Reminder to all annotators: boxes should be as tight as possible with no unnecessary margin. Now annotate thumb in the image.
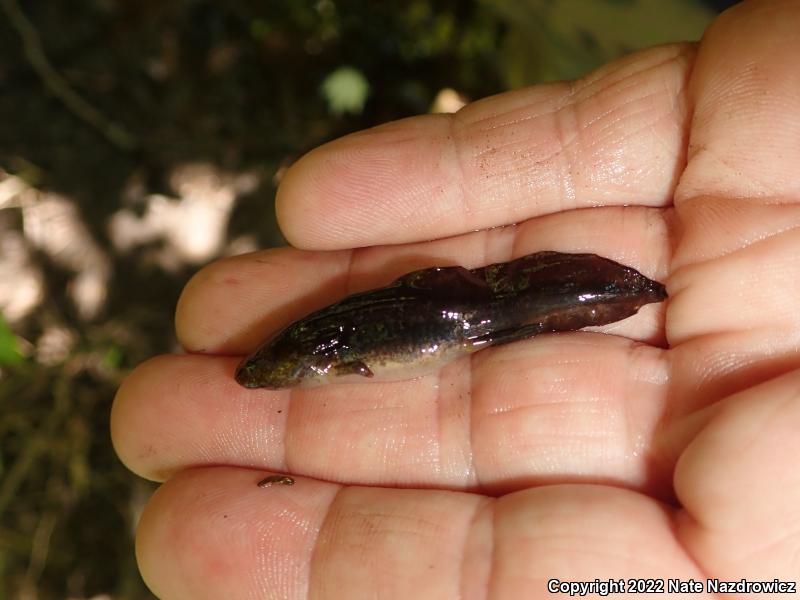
[675,367,800,579]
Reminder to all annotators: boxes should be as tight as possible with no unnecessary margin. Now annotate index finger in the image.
[277,43,694,250]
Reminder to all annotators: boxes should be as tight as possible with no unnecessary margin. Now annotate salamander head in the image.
[235,350,307,389]
[234,325,333,389]
[234,321,377,389]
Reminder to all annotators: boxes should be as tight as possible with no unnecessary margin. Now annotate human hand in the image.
[112,1,800,597]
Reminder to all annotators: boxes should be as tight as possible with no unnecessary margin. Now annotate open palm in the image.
[113,2,800,597]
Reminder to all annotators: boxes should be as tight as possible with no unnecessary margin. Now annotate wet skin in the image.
[235,251,667,389]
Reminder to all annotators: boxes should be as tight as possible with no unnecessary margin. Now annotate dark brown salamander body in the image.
[235,251,667,389]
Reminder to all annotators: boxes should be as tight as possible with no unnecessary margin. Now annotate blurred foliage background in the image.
[0,1,735,598]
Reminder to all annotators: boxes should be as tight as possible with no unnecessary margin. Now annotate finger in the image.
[113,333,685,498]
[136,469,703,598]
[665,0,800,410]
[176,205,671,354]
[277,44,693,249]
[676,0,800,211]
[665,227,800,409]
[175,247,352,354]
[675,368,800,578]
[136,468,337,600]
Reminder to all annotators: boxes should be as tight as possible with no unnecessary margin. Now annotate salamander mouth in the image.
[234,355,315,389]
[234,359,260,388]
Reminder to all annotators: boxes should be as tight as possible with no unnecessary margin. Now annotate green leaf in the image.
[321,67,370,116]
[485,0,715,86]
[0,314,24,366]
[102,345,123,369]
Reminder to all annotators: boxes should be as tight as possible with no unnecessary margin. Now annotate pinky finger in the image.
[137,468,703,599]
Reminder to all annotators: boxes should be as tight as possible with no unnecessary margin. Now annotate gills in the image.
[235,251,667,389]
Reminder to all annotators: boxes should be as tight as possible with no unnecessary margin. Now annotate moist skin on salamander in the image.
[235,251,667,389]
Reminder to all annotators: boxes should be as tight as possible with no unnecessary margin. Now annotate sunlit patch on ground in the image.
[431,88,469,114]
[0,173,107,370]
[0,164,261,367]
[109,162,260,270]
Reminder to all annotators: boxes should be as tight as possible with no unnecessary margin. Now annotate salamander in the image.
[235,251,667,389]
